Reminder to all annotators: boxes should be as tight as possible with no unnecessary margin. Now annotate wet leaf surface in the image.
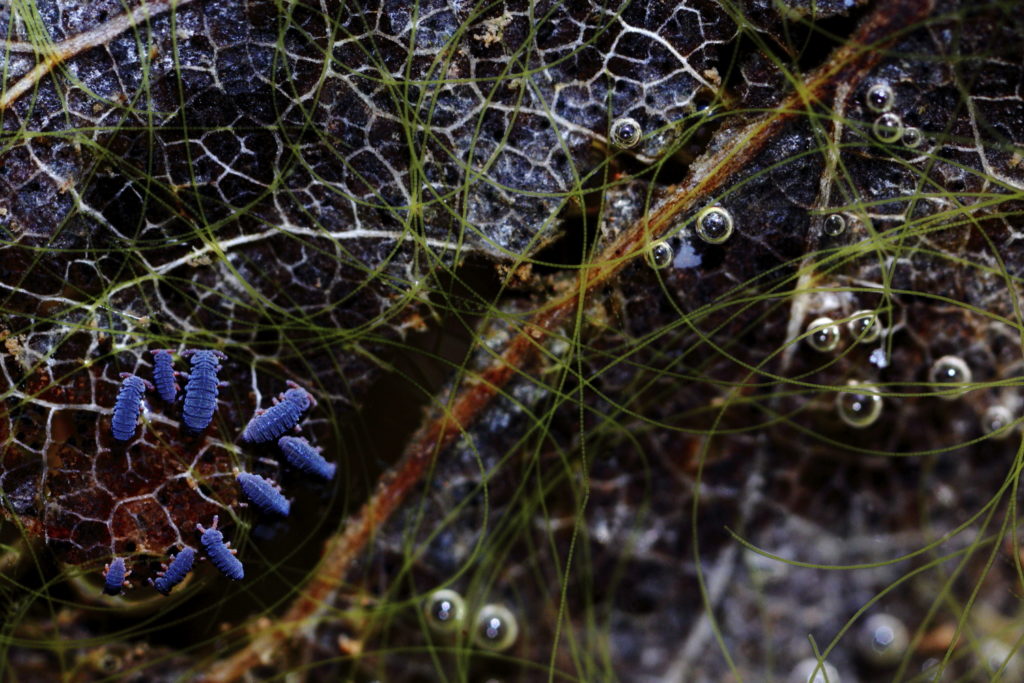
[2,0,1024,681]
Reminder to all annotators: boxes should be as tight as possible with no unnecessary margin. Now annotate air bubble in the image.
[979,639,1024,680]
[902,126,923,148]
[858,613,909,667]
[609,117,642,149]
[847,310,880,344]
[929,355,972,400]
[645,240,673,269]
[837,381,883,428]
[873,113,903,143]
[424,589,466,633]
[982,405,1013,438]
[865,83,894,113]
[473,604,518,651]
[695,206,733,244]
[806,317,840,352]
[789,658,841,683]
[822,213,846,237]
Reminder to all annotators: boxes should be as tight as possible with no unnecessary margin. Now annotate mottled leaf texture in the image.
[2,0,1023,682]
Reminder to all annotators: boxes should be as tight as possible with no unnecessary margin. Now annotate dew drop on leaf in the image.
[929,355,972,400]
[858,613,909,667]
[472,603,518,651]
[645,240,673,269]
[609,117,642,149]
[982,405,1013,438]
[865,82,895,113]
[424,589,466,633]
[873,113,904,143]
[837,381,883,428]
[823,213,847,237]
[806,317,841,352]
[695,206,734,243]
[902,126,923,148]
[847,310,881,344]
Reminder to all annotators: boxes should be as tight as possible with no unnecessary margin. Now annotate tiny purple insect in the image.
[237,472,291,516]
[197,516,244,580]
[102,556,130,595]
[151,546,196,595]
[150,349,180,403]
[240,380,317,443]
[111,373,154,441]
[181,349,228,432]
[278,436,336,481]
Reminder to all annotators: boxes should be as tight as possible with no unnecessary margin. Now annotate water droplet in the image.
[822,213,846,237]
[645,240,673,269]
[610,117,642,149]
[980,639,1024,680]
[866,83,894,113]
[837,381,883,428]
[424,589,466,632]
[869,348,889,369]
[858,613,909,667]
[873,113,903,143]
[695,206,733,244]
[473,604,518,651]
[789,658,841,683]
[806,317,840,352]
[902,126,923,148]
[847,310,880,344]
[929,355,972,400]
[983,405,1014,438]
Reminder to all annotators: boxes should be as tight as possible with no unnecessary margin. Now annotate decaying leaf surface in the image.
[2,0,1024,681]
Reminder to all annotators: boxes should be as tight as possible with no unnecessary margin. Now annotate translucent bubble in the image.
[902,126,923,148]
[873,113,903,143]
[806,317,840,352]
[837,381,883,428]
[858,613,909,667]
[983,405,1014,438]
[847,310,880,344]
[929,355,972,400]
[822,213,846,237]
[865,83,894,113]
[424,589,466,633]
[473,604,518,651]
[695,206,734,244]
[980,639,1024,680]
[789,658,841,683]
[645,240,673,269]
[609,117,642,149]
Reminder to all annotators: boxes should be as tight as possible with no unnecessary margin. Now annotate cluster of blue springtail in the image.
[102,350,335,596]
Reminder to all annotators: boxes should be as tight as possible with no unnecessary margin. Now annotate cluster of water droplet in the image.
[423,589,519,652]
[803,311,889,427]
[865,81,923,149]
[805,310,881,353]
[644,206,734,271]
